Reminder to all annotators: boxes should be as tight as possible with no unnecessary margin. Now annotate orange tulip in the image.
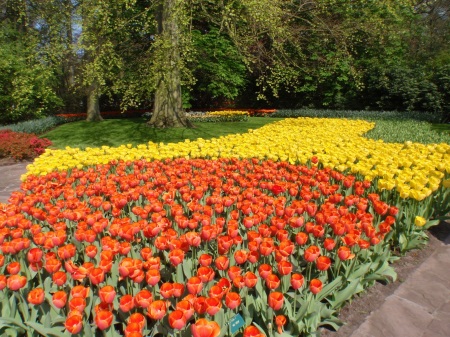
[268,292,284,310]
[187,276,203,295]
[316,256,331,271]
[27,288,45,305]
[128,312,146,329]
[99,285,116,304]
[147,300,167,320]
[168,310,187,330]
[176,299,194,320]
[214,255,229,271]
[6,262,20,275]
[69,297,86,312]
[275,315,287,334]
[160,282,174,299]
[304,245,320,262]
[295,232,309,245]
[134,289,153,308]
[52,271,67,286]
[337,246,355,261]
[52,290,67,309]
[225,292,241,310]
[95,310,113,330]
[198,253,213,266]
[64,310,83,334]
[258,264,272,280]
[191,318,221,337]
[265,274,280,290]
[7,274,27,291]
[309,278,323,295]
[243,325,265,337]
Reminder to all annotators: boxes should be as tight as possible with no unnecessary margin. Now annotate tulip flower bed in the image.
[1,117,449,337]
[1,157,406,337]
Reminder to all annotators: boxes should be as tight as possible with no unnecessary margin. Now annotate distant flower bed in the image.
[0,130,52,160]
[188,110,249,122]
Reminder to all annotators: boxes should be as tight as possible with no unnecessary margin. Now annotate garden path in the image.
[0,163,449,337]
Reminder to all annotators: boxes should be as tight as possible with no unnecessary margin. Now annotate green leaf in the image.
[25,321,70,337]
[316,276,343,302]
[328,278,361,309]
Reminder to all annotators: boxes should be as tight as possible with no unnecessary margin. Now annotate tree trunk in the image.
[86,82,102,121]
[148,0,192,128]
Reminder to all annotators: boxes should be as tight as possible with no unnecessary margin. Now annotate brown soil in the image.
[320,221,450,336]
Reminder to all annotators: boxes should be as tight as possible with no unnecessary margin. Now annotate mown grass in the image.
[42,115,450,149]
[42,117,285,149]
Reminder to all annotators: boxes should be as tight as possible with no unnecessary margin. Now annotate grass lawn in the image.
[42,116,450,149]
[42,117,283,149]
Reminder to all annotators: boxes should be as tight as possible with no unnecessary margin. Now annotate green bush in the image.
[270,109,444,123]
[0,116,79,135]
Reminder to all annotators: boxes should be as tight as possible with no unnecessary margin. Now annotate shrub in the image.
[270,109,445,123]
[0,116,76,135]
[0,130,52,160]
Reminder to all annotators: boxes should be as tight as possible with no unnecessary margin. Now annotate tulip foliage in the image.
[0,156,412,336]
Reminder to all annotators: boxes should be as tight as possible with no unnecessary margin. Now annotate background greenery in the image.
[1,1,449,124]
[40,111,450,150]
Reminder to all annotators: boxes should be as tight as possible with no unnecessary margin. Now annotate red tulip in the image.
[65,310,83,334]
[337,246,355,261]
[214,256,229,271]
[295,232,309,245]
[7,262,20,275]
[244,271,258,288]
[265,274,280,290]
[52,290,67,309]
[187,276,203,295]
[160,282,174,299]
[309,278,323,295]
[258,264,272,279]
[243,325,265,337]
[99,285,116,304]
[316,256,331,271]
[27,288,45,305]
[275,315,287,334]
[191,318,221,337]
[176,300,194,320]
[95,310,113,330]
[169,310,187,330]
[198,253,213,266]
[120,294,135,312]
[147,300,167,320]
[268,292,284,310]
[134,289,153,308]
[7,274,27,291]
[304,245,320,262]
[225,292,241,310]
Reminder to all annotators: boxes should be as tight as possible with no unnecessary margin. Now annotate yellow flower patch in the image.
[24,118,450,200]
